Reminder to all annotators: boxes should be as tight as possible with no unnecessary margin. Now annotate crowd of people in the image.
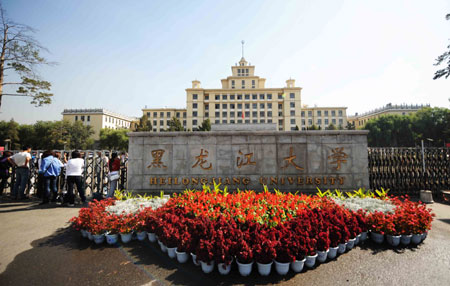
[0,146,127,207]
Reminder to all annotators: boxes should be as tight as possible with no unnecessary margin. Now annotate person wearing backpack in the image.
[39,150,63,205]
[0,151,13,196]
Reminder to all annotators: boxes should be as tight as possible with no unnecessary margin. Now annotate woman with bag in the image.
[65,150,86,206]
[107,152,120,198]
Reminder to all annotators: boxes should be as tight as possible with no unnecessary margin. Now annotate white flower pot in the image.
[237,260,253,276]
[317,250,329,263]
[360,231,368,241]
[257,261,273,276]
[158,240,167,252]
[291,259,305,273]
[200,260,215,274]
[191,253,200,266]
[274,260,290,275]
[175,250,189,263]
[346,238,356,250]
[80,229,88,238]
[401,234,412,245]
[93,234,105,244]
[218,262,232,275]
[136,231,147,241]
[167,247,177,258]
[106,233,119,245]
[355,234,361,245]
[386,235,401,247]
[338,243,346,254]
[120,233,133,244]
[328,247,339,259]
[87,231,94,241]
[371,232,384,244]
[411,234,422,245]
[305,254,318,268]
[147,232,156,243]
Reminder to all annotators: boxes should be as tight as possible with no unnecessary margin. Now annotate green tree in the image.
[0,5,54,109]
[306,124,319,130]
[325,124,337,130]
[167,116,184,131]
[411,107,450,146]
[345,122,355,130]
[198,119,211,131]
[0,119,19,149]
[433,14,450,80]
[99,128,129,151]
[294,125,299,131]
[135,115,152,132]
[364,115,415,147]
[68,121,94,149]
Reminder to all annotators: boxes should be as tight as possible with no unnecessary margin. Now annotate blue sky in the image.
[0,0,449,123]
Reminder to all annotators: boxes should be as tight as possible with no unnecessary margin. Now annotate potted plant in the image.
[367,211,386,244]
[254,239,276,276]
[328,225,341,259]
[196,239,215,274]
[119,214,135,244]
[105,214,120,245]
[175,231,191,264]
[316,231,330,263]
[236,240,254,277]
[274,228,296,275]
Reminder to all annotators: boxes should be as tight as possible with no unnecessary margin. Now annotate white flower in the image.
[105,197,168,215]
[332,197,395,214]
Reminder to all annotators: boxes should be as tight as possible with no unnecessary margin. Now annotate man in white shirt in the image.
[8,146,32,200]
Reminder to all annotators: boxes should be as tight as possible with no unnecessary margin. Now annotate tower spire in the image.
[241,40,245,58]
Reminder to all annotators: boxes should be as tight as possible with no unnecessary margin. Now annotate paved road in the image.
[1,198,450,286]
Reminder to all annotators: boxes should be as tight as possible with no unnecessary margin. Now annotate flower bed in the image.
[70,189,434,276]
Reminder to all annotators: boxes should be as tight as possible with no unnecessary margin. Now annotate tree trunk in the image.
[0,24,7,110]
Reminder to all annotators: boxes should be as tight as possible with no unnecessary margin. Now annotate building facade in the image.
[142,57,347,131]
[62,108,137,140]
[347,103,429,129]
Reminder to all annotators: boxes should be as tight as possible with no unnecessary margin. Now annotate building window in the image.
[301,111,305,117]
[193,111,197,117]
[252,111,257,117]
[317,111,321,116]
[205,105,209,110]
[318,119,322,125]
[183,112,186,118]
[242,80,245,89]
[205,95,209,101]
[268,119,272,123]
[238,119,242,123]
[290,119,296,124]
[167,112,171,117]
[146,112,150,117]
[215,104,220,109]
[230,104,235,109]
[230,94,235,100]
[160,112,164,117]
[215,112,220,117]
[279,119,283,125]
[325,119,329,125]
[183,120,186,126]
[176,112,180,118]
[259,94,265,100]
[222,111,227,117]
[237,94,242,100]
[222,104,227,109]
[324,110,329,116]
[245,94,250,100]
[238,103,242,109]
[290,93,295,99]
[260,111,265,117]
[252,103,257,109]
[245,103,250,109]
[278,94,283,100]
[221,94,226,100]
[205,112,209,117]
[153,112,157,117]
[245,111,250,117]
[332,110,336,116]
[245,119,250,124]
[278,104,283,110]
[339,119,343,125]
[193,94,198,100]
[308,111,312,117]
[267,111,272,117]
[193,120,197,126]
[253,119,258,123]
[246,68,249,75]
[301,119,305,125]
[81,116,85,121]
[215,119,220,124]
[290,110,295,116]
[153,120,157,126]
[252,94,257,100]
[231,80,235,89]
[193,103,198,109]
[223,119,228,124]
[338,110,343,116]
[278,111,283,116]
[160,120,164,126]
[215,95,220,100]
[308,119,313,125]
[268,103,272,109]
[230,119,235,124]
[260,103,265,109]
[237,111,242,117]
[267,94,272,100]
[75,116,78,121]
[87,116,90,121]
[230,112,235,117]
[332,119,336,124]
[252,80,255,88]
[290,102,295,108]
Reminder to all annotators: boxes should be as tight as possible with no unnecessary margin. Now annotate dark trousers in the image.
[0,174,8,195]
[36,173,45,198]
[43,176,57,203]
[67,176,86,204]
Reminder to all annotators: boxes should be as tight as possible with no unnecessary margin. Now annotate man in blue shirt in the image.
[39,150,63,205]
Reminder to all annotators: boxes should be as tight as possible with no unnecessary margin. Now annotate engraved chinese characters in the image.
[147,146,348,172]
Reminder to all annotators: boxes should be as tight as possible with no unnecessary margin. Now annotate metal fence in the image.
[1,150,127,198]
[368,147,450,198]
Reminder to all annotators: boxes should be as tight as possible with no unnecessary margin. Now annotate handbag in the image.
[109,171,120,181]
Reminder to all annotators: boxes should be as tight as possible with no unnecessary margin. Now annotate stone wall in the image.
[128,130,369,194]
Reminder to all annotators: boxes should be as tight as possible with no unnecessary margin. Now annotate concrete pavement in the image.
[1,198,450,286]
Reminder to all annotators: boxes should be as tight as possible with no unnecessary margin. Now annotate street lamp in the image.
[421,138,434,175]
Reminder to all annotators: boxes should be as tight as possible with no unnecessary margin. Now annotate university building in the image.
[347,103,429,129]
[142,57,347,131]
[62,108,137,140]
